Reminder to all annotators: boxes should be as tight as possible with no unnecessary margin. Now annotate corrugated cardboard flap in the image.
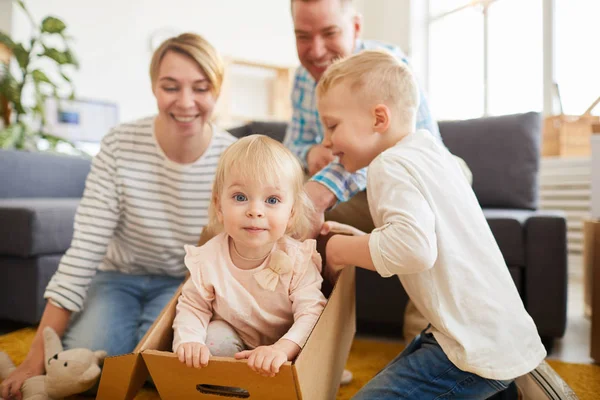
[97,353,148,400]
[293,265,356,400]
[143,350,299,399]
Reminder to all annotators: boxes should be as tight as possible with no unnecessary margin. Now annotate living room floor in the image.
[544,254,594,364]
[0,256,594,364]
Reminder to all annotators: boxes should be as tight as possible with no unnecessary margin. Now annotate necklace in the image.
[231,240,270,262]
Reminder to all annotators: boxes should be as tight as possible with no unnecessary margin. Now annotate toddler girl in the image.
[172,135,327,377]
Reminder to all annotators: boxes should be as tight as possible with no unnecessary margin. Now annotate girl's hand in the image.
[176,342,211,368]
[235,345,288,377]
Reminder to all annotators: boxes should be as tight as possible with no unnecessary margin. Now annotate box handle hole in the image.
[196,384,250,398]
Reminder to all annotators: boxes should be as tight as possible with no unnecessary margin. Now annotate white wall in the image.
[10,0,299,122]
[0,0,12,34]
[357,0,411,57]
[355,0,426,84]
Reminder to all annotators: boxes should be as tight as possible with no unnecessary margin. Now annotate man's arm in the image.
[283,69,318,169]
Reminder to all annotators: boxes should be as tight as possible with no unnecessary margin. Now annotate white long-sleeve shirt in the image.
[367,129,546,380]
[44,117,236,312]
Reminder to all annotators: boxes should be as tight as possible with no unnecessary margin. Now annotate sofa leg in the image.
[541,336,554,354]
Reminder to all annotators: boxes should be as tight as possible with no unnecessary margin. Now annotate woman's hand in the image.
[235,340,299,377]
[176,342,211,368]
[0,356,45,400]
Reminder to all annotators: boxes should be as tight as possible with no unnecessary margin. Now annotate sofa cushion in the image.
[0,150,91,199]
[0,198,80,257]
[483,208,529,266]
[228,121,287,143]
[439,112,542,210]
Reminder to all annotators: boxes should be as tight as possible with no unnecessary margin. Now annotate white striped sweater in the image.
[44,116,237,312]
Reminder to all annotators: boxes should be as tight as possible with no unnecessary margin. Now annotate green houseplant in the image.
[0,0,79,149]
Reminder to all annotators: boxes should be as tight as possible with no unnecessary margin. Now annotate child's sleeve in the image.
[368,157,438,277]
[172,245,215,352]
[281,240,327,347]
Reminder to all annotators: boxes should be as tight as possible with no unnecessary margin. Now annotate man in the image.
[285,0,466,358]
[285,0,443,238]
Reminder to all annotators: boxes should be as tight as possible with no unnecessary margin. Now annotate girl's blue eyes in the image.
[266,197,279,205]
[233,195,280,204]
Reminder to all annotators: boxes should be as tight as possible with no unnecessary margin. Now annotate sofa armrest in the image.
[524,210,568,338]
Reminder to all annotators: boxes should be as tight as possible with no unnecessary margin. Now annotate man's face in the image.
[292,0,361,82]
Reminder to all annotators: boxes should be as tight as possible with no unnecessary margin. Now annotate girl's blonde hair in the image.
[209,135,315,240]
[316,49,419,127]
[149,33,224,97]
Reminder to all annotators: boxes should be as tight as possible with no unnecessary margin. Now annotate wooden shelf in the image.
[214,57,295,129]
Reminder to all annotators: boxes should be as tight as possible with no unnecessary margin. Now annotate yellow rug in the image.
[1,329,599,399]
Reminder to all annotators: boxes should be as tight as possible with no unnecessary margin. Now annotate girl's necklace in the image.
[231,241,270,261]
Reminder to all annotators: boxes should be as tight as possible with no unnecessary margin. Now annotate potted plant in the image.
[0,0,79,150]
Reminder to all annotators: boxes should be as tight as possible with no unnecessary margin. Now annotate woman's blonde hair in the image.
[209,135,315,240]
[149,33,224,97]
[316,49,419,127]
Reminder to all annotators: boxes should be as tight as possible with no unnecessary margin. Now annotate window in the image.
[428,0,543,120]
[555,0,600,115]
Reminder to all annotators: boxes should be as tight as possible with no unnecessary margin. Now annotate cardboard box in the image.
[97,265,356,399]
[584,219,600,362]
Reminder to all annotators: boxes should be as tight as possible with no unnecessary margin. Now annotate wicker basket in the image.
[542,95,600,157]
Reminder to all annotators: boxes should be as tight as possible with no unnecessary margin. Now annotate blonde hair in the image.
[209,135,315,240]
[149,33,224,97]
[316,49,419,127]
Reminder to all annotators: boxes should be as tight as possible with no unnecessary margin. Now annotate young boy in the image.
[316,49,546,399]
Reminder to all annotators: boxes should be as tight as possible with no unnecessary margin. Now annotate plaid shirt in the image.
[283,40,440,203]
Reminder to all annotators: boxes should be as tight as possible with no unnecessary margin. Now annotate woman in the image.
[1,33,236,400]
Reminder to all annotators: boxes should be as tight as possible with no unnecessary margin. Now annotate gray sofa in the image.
[0,150,91,324]
[229,112,568,349]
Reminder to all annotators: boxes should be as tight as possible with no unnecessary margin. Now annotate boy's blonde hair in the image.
[209,135,315,240]
[316,49,420,128]
[149,33,224,97]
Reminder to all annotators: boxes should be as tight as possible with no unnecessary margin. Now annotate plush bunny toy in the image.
[0,327,106,400]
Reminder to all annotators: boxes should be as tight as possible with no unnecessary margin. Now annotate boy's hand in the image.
[307,144,335,176]
[235,345,289,377]
[176,342,211,368]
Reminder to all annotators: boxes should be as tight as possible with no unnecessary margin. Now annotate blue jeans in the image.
[352,329,512,400]
[62,270,183,356]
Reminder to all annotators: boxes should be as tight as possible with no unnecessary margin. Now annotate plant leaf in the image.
[13,44,29,70]
[0,31,15,50]
[64,48,79,68]
[0,67,21,106]
[41,17,67,34]
[31,69,53,85]
[42,47,69,64]
[60,71,71,83]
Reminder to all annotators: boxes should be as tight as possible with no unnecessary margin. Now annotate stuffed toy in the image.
[0,327,106,400]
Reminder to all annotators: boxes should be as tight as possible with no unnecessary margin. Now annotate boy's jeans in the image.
[62,270,183,355]
[352,327,513,399]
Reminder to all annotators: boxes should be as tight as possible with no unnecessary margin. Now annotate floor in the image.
[545,254,594,364]
[0,255,595,364]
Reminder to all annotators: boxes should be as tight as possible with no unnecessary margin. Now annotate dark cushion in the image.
[228,121,287,143]
[0,198,79,257]
[483,208,528,266]
[0,150,91,199]
[439,112,542,210]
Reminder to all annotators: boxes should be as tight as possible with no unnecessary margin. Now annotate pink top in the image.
[172,233,327,351]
